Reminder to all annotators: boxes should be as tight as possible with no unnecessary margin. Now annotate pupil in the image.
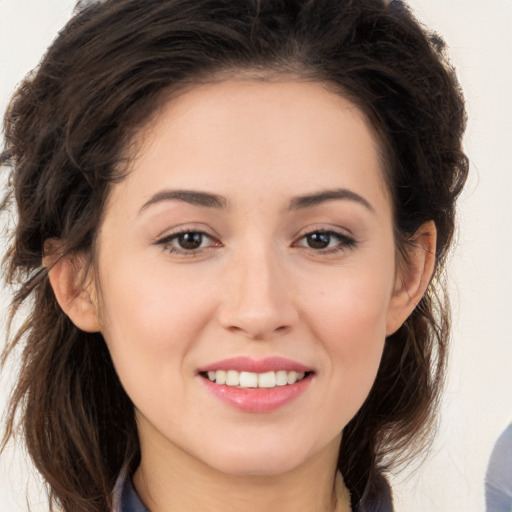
[179,232,202,250]
[307,232,330,249]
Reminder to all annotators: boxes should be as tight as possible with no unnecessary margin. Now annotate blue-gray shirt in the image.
[485,423,512,512]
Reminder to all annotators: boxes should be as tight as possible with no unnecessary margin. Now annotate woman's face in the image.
[93,79,401,476]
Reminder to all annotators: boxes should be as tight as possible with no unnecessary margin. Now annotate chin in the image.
[198,437,317,477]
[214,456,304,477]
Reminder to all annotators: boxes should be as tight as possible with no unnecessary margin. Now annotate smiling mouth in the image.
[200,370,313,389]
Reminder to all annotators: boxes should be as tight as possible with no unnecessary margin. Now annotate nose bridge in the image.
[219,238,297,339]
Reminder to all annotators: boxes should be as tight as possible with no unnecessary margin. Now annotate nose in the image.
[217,245,299,340]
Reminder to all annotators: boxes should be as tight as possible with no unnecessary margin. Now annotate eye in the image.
[174,232,207,250]
[155,230,220,254]
[294,230,356,253]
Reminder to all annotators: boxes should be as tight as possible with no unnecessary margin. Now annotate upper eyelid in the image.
[153,225,219,243]
[294,229,355,243]
[155,231,221,256]
[158,229,211,241]
[291,229,358,254]
[293,225,355,241]
[156,230,219,247]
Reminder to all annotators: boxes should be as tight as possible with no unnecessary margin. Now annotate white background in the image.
[1,1,511,510]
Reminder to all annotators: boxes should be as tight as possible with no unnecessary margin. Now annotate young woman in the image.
[0,1,468,511]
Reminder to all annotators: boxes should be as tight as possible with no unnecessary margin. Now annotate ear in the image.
[44,240,101,333]
[386,221,437,336]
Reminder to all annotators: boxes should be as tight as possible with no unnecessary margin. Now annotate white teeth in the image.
[225,370,240,386]
[205,370,308,388]
[287,371,297,385]
[239,371,258,388]
[275,370,288,386]
[216,370,226,385]
[258,371,276,388]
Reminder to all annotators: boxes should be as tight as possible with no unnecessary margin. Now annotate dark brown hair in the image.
[1,0,468,510]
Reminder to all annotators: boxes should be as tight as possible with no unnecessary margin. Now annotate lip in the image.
[197,356,311,374]
[197,357,314,413]
[200,374,313,413]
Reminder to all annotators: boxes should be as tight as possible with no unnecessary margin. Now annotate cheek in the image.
[299,264,394,407]
[96,255,216,383]
[303,266,393,346]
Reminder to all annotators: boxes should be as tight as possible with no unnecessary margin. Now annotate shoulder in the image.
[487,424,512,477]
[112,469,394,512]
[485,423,512,506]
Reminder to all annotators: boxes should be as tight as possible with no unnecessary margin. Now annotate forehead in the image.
[109,78,390,216]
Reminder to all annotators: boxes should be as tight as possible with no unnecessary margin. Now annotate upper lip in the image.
[197,356,312,374]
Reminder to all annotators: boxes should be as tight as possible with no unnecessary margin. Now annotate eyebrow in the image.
[139,190,228,213]
[289,188,375,213]
[139,187,374,214]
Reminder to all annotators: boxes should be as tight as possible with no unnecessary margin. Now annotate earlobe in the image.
[386,221,437,336]
[44,242,101,333]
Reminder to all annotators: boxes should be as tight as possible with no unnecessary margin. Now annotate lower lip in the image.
[201,375,313,413]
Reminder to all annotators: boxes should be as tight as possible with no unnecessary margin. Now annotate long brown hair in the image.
[1,1,468,510]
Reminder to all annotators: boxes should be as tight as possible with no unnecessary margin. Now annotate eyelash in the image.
[293,229,357,254]
[155,228,357,256]
[155,230,221,255]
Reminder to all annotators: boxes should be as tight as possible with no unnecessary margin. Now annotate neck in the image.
[132,431,350,512]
